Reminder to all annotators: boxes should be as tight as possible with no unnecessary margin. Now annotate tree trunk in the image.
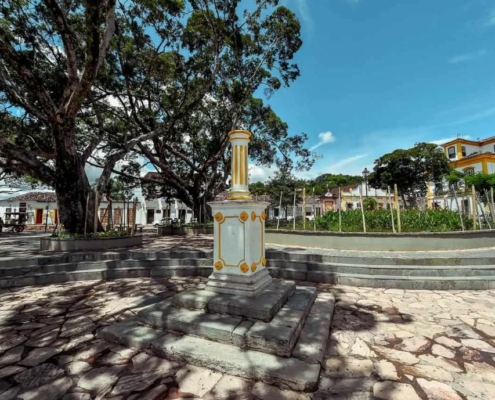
[53,125,103,234]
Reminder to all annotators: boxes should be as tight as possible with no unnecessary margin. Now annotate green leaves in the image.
[316,209,470,233]
[369,142,450,205]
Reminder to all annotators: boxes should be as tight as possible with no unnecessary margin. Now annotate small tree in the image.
[265,170,302,217]
[369,142,450,208]
[363,197,378,211]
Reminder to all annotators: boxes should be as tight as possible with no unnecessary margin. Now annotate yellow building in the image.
[441,136,495,175]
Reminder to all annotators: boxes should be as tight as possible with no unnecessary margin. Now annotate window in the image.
[464,167,475,175]
[447,146,456,159]
[461,146,466,157]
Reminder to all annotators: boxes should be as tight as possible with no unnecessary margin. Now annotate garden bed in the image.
[40,235,143,252]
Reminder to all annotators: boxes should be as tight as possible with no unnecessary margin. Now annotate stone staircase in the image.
[98,283,336,392]
[1,247,495,289]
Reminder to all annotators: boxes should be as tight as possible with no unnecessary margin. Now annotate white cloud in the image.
[329,154,367,172]
[487,8,495,26]
[310,131,336,151]
[430,135,471,145]
[249,164,276,183]
[448,50,487,64]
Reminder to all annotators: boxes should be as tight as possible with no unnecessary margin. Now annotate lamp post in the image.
[362,168,370,198]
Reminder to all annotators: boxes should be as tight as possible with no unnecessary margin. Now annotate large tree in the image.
[368,142,450,207]
[0,0,124,233]
[89,0,314,217]
[1,0,313,233]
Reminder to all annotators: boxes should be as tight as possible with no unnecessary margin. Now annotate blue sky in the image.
[249,0,495,181]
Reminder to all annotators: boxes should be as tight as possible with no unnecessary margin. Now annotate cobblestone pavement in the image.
[0,276,494,399]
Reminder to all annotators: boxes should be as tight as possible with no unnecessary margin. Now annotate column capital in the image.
[228,130,252,140]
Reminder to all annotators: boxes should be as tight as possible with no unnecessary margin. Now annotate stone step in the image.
[0,248,213,268]
[137,286,318,357]
[137,299,244,344]
[0,266,211,289]
[245,287,316,356]
[267,260,495,276]
[3,246,495,270]
[2,257,495,289]
[265,252,495,266]
[269,268,495,290]
[98,319,320,392]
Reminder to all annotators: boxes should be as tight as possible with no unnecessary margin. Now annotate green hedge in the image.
[316,209,472,232]
[266,209,474,233]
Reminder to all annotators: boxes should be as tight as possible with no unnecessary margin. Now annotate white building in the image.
[0,191,194,229]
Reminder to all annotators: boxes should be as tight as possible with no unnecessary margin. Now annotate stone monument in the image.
[100,129,336,392]
[206,129,272,297]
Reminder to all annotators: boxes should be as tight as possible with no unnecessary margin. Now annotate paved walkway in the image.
[2,232,495,261]
[0,276,494,399]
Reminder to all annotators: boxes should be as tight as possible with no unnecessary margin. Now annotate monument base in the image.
[176,279,294,321]
[205,267,273,297]
[99,282,336,392]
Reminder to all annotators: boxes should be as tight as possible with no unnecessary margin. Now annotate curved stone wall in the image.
[265,229,495,251]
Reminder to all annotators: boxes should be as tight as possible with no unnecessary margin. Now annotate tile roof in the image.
[2,192,57,203]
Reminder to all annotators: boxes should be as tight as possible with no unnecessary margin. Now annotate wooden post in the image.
[387,186,396,233]
[491,187,495,225]
[471,185,477,230]
[359,185,366,233]
[84,194,89,237]
[292,189,296,231]
[131,198,137,235]
[338,187,342,232]
[93,188,99,236]
[276,192,282,231]
[394,184,401,233]
[302,187,306,230]
[312,187,316,232]
[451,185,465,231]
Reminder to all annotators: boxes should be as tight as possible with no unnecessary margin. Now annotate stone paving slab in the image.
[0,265,493,398]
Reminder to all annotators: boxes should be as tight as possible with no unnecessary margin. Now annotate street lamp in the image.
[362,168,370,197]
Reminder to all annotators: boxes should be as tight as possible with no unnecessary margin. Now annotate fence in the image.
[265,185,495,233]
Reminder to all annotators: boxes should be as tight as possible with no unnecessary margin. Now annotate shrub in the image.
[314,209,471,232]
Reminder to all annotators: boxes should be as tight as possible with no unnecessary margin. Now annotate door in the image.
[35,209,43,224]
[146,209,155,224]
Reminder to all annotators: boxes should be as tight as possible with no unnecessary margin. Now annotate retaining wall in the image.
[265,229,495,251]
[40,235,143,251]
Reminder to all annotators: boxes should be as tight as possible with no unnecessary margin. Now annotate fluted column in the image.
[228,130,252,201]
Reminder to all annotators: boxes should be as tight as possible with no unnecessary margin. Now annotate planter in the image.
[157,226,213,237]
[40,235,143,252]
[265,229,495,251]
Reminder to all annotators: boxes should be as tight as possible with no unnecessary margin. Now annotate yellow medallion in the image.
[240,263,249,273]
[239,211,248,222]
[214,261,223,271]
[214,212,223,222]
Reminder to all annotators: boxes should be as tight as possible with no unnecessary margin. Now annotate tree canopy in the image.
[0,0,314,232]
[368,142,450,206]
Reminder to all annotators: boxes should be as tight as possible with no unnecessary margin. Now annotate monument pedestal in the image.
[206,200,271,297]
[98,129,337,392]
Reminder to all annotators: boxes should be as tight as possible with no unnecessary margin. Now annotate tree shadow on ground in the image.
[0,237,416,399]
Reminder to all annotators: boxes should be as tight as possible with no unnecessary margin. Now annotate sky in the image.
[250,0,495,182]
[2,0,495,199]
